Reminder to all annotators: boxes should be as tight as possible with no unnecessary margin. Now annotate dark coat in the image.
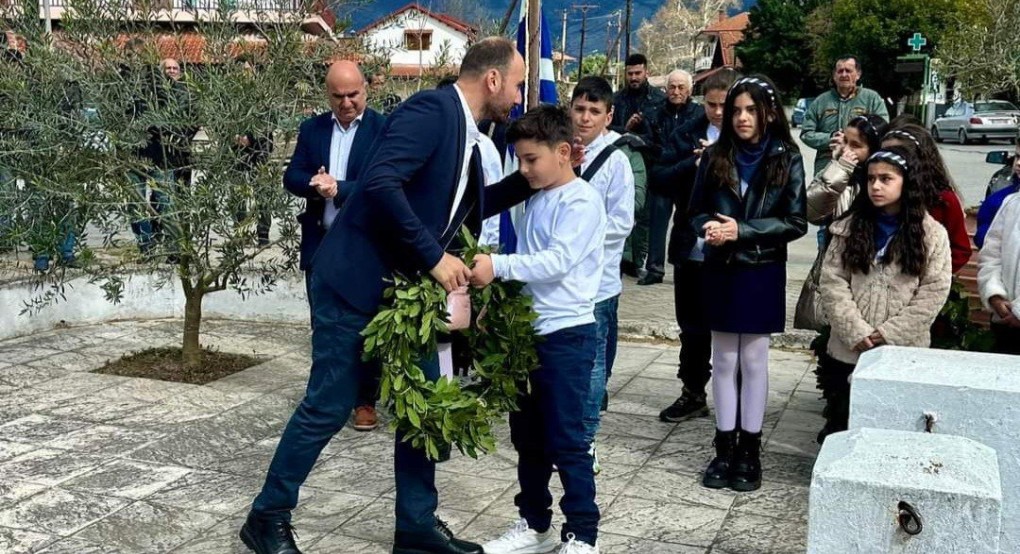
[310,86,534,314]
[283,109,386,271]
[652,116,711,265]
[686,141,808,266]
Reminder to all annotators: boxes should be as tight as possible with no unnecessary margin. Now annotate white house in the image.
[358,3,477,77]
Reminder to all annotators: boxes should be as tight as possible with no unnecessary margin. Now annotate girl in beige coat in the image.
[816,146,952,441]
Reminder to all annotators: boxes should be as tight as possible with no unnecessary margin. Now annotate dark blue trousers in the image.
[253,275,438,533]
[511,323,599,546]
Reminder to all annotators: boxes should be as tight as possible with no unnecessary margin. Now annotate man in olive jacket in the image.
[801,55,888,175]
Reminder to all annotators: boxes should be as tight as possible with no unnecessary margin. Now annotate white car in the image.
[932,100,1020,144]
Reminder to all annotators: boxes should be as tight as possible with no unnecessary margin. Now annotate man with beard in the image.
[801,55,888,175]
[241,37,539,554]
[611,53,665,277]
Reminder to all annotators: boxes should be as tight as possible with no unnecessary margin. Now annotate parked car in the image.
[791,97,814,128]
[984,148,1018,198]
[932,100,1020,144]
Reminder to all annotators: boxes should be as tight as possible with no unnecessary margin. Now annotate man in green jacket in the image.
[801,56,889,176]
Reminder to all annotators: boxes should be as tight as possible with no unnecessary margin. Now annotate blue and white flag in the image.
[499,0,558,253]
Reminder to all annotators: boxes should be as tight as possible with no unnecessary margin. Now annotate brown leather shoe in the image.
[352,405,378,432]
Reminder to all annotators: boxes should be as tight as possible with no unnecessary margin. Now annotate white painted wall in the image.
[849,346,1020,553]
[361,9,471,68]
[810,428,1002,553]
[1,272,309,341]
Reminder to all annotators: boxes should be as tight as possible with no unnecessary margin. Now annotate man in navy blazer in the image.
[282,61,387,432]
[243,39,536,554]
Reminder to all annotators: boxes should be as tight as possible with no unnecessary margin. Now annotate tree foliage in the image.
[0,0,377,367]
[938,0,1020,99]
[806,0,978,101]
[636,0,739,74]
[736,0,826,99]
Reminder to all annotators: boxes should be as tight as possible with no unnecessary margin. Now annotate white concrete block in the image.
[809,428,1002,554]
[850,346,1020,553]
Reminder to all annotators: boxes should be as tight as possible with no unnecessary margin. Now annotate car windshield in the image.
[975,101,1018,113]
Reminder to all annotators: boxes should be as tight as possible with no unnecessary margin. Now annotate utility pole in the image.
[615,10,622,66]
[560,10,568,81]
[527,0,541,108]
[573,4,597,79]
[624,0,632,58]
[43,0,52,34]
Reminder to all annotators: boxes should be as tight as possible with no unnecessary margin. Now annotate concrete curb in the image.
[618,319,816,350]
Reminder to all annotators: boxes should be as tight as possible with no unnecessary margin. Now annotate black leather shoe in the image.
[239,512,302,554]
[392,517,483,554]
[637,273,664,286]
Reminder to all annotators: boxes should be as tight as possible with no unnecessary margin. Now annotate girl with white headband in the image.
[818,145,952,439]
[688,74,807,492]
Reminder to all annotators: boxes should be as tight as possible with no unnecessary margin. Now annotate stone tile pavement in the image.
[0,319,824,553]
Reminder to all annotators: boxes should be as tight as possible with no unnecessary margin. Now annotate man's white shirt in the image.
[323,113,363,230]
[448,84,481,230]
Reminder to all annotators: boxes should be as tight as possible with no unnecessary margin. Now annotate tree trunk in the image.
[182,285,203,369]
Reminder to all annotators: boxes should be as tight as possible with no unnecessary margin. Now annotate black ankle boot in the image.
[731,430,763,492]
[702,429,737,489]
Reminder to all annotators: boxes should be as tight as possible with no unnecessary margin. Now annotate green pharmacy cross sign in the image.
[908,32,928,52]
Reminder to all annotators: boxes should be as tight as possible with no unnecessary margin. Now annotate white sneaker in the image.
[482,518,561,554]
[589,444,601,476]
[558,533,599,554]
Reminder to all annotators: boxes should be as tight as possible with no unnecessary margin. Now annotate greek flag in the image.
[499,0,558,253]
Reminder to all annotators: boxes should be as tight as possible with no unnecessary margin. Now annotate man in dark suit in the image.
[282,60,387,433]
[242,38,534,554]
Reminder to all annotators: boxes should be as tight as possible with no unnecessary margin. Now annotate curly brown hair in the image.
[839,145,929,277]
[881,122,959,210]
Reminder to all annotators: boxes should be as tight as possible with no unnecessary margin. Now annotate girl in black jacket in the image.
[689,76,807,492]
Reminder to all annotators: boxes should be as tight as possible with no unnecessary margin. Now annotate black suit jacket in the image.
[311,86,533,314]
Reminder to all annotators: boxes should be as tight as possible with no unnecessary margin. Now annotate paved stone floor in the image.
[0,319,823,553]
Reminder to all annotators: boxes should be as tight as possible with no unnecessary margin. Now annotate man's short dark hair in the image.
[436,74,459,89]
[460,37,516,78]
[625,53,647,68]
[835,55,861,72]
[571,76,614,109]
[702,68,741,94]
[506,105,574,148]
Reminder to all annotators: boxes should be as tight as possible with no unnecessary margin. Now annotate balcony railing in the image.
[40,0,306,12]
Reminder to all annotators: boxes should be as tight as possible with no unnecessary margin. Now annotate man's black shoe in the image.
[659,392,709,423]
[636,273,664,286]
[392,517,483,554]
[239,512,302,554]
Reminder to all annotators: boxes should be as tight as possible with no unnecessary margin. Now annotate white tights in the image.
[711,332,770,433]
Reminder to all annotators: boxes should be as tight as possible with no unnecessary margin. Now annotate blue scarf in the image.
[735,135,771,192]
[874,212,900,258]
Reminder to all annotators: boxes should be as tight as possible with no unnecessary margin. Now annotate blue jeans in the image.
[583,296,618,444]
[253,275,439,533]
[128,169,174,250]
[511,323,599,546]
[33,228,76,271]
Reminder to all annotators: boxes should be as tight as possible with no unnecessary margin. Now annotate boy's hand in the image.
[470,254,495,287]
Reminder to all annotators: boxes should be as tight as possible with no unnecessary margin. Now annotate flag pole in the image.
[526,0,541,109]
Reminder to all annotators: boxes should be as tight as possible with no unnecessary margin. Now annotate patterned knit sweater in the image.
[820,213,953,363]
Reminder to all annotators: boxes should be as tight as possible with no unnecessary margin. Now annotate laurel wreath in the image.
[361,228,539,460]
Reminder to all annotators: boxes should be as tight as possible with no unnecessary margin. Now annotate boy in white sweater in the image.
[471,105,607,554]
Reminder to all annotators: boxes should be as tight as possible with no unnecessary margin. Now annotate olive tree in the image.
[0,0,377,367]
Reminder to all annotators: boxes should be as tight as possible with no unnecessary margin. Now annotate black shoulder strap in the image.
[580,144,619,182]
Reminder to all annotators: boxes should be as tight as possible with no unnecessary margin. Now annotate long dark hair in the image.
[840,145,929,277]
[882,122,959,208]
[846,114,889,190]
[708,74,798,191]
